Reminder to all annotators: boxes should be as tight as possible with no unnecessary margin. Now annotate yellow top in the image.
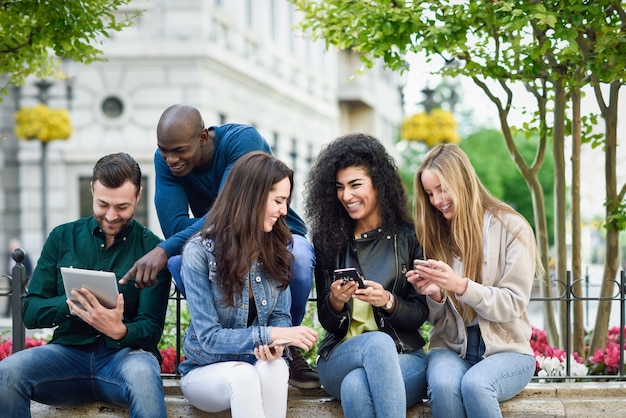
[343,298,377,341]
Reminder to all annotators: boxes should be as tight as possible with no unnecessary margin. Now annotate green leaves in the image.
[0,0,139,97]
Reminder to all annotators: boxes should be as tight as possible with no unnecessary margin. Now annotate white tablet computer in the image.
[60,267,119,309]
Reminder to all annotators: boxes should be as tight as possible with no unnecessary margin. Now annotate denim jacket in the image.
[178,234,292,375]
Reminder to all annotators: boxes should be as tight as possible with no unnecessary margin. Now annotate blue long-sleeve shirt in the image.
[155,123,307,256]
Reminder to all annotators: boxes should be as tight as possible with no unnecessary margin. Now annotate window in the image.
[101,96,124,118]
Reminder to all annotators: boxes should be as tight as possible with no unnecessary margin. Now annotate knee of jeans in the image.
[0,363,15,386]
[0,350,31,384]
[428,370,461,394]
[460,369,494,397]
[122,352,162,386]
[362,332,396,354]
[341,368,370,401]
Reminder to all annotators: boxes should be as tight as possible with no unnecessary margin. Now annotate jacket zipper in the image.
[379,233,407,353]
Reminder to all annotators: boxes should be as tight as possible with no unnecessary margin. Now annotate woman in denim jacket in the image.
[178,152,318,418]
[304,134,429,418]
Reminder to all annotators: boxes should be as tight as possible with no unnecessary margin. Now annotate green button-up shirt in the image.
[22,217,171,362]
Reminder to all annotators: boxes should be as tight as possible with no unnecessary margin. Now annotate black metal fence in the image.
[529,269,625,381]
[1,248,28,351]
[3,248,626,381]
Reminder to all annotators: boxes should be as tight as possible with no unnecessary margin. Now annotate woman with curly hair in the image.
[407,144,542,418]
[304,133,429,418]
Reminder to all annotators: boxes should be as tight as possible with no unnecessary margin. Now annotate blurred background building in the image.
[0,0,406,272]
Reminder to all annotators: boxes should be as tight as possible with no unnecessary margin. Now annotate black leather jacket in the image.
[315,223,429,360]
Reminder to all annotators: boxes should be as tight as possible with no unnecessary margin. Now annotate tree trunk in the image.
[553,78,568,348]
[472,75,557,343]
[570,89,585,357]
[588,81,621,357]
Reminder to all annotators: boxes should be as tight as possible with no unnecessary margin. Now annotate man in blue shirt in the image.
[121,104,319,388]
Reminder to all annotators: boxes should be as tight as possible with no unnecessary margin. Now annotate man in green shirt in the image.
[0,153,171,417]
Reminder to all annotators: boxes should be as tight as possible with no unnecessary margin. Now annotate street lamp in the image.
[11,59,74,242]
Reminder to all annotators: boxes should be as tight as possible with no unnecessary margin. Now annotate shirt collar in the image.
[88,217,133,243]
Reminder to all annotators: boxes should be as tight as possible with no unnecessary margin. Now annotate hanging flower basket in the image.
[14,104,72,142]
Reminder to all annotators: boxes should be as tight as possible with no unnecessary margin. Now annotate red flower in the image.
[160,347,184,374]
[530,327,549,355]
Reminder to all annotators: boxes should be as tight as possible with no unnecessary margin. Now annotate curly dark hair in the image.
[303,132,412,264]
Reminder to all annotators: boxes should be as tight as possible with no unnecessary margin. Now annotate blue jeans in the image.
[0,338,166,418]
[426,325,535,418]
[317,332,427,418]
[289,234,315,326]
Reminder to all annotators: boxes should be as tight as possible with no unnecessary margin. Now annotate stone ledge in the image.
[31,381,626,417]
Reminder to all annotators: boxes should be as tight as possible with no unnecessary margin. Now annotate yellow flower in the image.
[401,112,432,143]
[401,109,459,147]
[14,104,72,142]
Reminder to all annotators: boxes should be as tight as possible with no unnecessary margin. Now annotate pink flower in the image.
[607,326,626,346]
[0,340,11,360]
[530,327,586,376]
[0,337,47,360]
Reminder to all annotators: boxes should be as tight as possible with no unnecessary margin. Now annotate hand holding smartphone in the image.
[333,267,367,289]
[268,339,292,348]
[267,339,291,355]
[414,259,433,269]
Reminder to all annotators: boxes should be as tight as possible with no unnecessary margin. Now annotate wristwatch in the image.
[384,291,394,311]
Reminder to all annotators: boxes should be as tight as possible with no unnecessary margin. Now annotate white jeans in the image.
[180,359,289,418]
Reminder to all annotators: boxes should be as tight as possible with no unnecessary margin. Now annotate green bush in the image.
[301,301,325,367]
[158,296,190,351]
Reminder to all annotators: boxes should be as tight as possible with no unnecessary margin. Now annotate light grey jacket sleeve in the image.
[427,211,537,357]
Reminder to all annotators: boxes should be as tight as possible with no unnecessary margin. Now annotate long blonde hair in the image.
[414,144,538,322]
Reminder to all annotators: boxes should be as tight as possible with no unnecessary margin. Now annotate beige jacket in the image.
[426,211,536,358]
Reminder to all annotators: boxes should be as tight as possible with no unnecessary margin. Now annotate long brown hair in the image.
[201,151,294,306]
[414,144,541,322]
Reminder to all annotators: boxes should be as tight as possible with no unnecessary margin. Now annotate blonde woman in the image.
[407,144,543,418]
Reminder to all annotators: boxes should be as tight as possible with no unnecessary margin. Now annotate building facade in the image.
[0,0,406,270]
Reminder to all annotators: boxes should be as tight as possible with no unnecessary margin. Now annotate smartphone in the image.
[414,259,432,269]
[268,339,292,348]
[333,267,366,289]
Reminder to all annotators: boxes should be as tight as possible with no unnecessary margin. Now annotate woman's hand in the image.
[407,259,467,301]
[353,280,392,309]
[328,278,359,312]
[270,325,318,351]
[254,343,285,362]
[407,267,442,301]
